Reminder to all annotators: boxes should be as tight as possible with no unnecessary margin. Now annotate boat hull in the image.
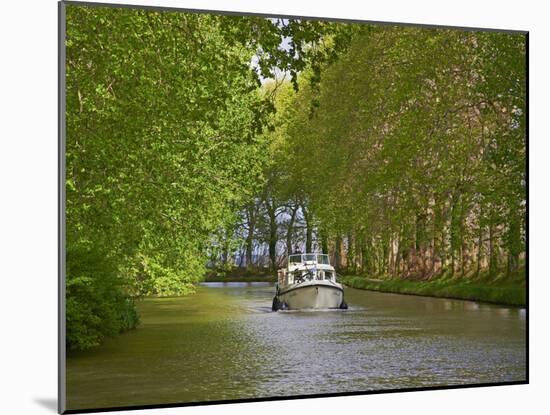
[277,282,344,310]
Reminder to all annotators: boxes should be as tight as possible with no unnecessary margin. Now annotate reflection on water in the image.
[66,283,526,410]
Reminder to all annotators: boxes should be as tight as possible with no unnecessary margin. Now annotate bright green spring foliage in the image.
[66,246,140,350]
[65,6,341,349]
[65,4,349,349]
[273,26,526,280]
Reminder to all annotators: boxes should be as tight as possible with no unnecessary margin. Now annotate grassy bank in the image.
[204,268,277,283]
[341,272,526,307]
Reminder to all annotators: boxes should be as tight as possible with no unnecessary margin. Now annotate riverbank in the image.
[341,272,526,307]
[204,268,277,283]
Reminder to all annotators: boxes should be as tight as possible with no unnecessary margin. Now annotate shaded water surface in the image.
[66,283,526,410]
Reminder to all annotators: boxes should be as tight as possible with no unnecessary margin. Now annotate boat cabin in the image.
[278,253,336,286]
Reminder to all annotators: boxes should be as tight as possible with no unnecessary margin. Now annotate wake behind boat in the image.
[272,253,348,311]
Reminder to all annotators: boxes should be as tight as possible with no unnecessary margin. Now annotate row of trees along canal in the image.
[214,28,526,282]
[65,5,526,350]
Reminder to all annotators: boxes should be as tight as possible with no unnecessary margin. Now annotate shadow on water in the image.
[251,306,274,313]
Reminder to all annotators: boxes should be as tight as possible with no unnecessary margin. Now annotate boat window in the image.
[318,255,329,264]
[289,254,302,264]
[303,254,316,262]
[324,271,333,280]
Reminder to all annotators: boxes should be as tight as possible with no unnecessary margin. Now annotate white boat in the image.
[272,253,348,311]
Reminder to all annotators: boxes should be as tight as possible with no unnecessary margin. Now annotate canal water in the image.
[66,282,526,410]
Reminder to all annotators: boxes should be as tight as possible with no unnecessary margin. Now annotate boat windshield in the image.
[288,254,302,264]
[317,255,330,264]
[288,254,330,265]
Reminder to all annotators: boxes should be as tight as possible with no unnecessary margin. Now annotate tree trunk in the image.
[354,234,361,274]
[360,235,369,274]
[221,239,229,267]
[267,203,278,270]
[394,230,402,277]
[303,205,313,253]
[321,230,328,255]
[460,244,465,278]
[507,210,521,276]
[450,192,462,277]
[346,233,355,273]
[476,206,483,277]
[489,222,497,276]
[286,205,298,256]
[245,204,256,269]
[335,234,342,271]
